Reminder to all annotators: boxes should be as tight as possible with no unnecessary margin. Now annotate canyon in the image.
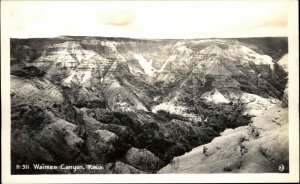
[10,36,288,174]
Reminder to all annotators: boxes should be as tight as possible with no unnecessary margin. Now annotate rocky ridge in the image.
[159,105,289,173]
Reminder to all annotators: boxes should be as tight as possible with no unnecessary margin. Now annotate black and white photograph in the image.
[1,0,299,183]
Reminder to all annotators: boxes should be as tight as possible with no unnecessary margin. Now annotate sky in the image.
[2,0,291,39]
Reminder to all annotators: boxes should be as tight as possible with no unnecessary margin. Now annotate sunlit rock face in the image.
[10,36,288,174]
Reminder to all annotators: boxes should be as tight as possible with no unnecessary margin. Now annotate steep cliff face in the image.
[276,54,289,107]
[10,37,288,174]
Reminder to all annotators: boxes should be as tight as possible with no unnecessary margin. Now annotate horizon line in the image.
[10,35,289,40]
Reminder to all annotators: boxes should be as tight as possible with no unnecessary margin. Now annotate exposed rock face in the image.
[159,105,288,173]
[238,92,280,116]
[277,54,288,73]
[105,162,145,174]
[10,37,288,174]
[124,147,161,173]
[201,89,230,104]
[86,128,119,163]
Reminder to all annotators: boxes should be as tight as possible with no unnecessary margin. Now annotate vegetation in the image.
[201,101,251,130]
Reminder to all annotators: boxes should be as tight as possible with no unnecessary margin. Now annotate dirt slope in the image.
[159,105,288,173]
